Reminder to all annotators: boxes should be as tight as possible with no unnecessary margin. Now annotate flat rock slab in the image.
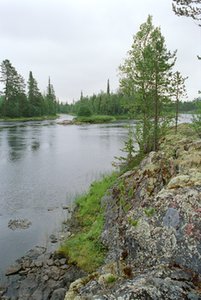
[57,120,74,125]
[6,263,21,276]
[8,219,32,230]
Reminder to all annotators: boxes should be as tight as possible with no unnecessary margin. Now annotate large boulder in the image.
[65,126,201,299]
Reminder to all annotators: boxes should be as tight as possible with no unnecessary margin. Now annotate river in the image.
[0,113,192,283]
[0,114,133,283]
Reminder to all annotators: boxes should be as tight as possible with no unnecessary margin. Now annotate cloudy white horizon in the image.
[0,0,200,103]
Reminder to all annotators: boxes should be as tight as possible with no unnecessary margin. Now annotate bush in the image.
[77,105,92,117]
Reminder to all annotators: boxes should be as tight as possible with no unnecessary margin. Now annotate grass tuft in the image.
[59,173,117,273]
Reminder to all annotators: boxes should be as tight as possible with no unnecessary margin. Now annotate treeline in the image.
[0,59,58,118]
[165,99,199,113]
[60,88,199,117]
[66,89,134,117]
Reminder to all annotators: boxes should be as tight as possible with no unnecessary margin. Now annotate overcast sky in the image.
[0,0,200,103]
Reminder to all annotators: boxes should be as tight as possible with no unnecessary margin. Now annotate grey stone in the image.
[50,288,66,300]
[163,208,180,228]
[49,234,58,243]
[43,275,49,282]
[30,289,43,300]
[187,292,201,300]
[59,258,66,265]
[8,219,32,230]
[35,260,43,268]
[46,259,54,266]
[6,264,21,276]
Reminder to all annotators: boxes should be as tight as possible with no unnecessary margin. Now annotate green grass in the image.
[59,173,118,272]
[144,207,156,217]
[0,115,58,122]
[74,115,116,124]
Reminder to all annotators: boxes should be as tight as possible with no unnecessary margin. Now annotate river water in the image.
[0,113,192,283]
[0,115,133,283]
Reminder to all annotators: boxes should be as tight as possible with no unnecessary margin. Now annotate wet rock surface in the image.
[1,246,85,300]
[8,219,32,230]
[57,120,74,125]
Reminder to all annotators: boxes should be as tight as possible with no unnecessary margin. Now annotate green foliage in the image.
[77,105,92,117]
[28,71,45,117]
[170,71,187,133]
[128,217,139,227]
[114,125,137,168]
[107,79,110,95]
[0,115,57,122]
[105,274,117,284]
[172,0,201,23]
[0,59,27,117]
[0,60,58,118]
[192,99,201,137]
[59,173,117,273]
[178,99,197,112]
[68,90,134,117]
[119,15,177,153]
[144,207,156,217]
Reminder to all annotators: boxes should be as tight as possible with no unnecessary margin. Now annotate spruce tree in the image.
[45,77,56,115]
[0,59,27,117]
[107,79,110,95]
[28,71,44,116]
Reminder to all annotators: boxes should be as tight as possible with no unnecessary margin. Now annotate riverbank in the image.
[58,115,116,125]
[1,174,118,299]
[1,246,86,300]
[0,115,58,122]
[64,123,201,299]
[2,123,201,299]
[58,173,118,273]
[0,116,125,288]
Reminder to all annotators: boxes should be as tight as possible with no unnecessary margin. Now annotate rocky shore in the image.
[1,245,85,300]
[1,124,201,300]
[64,124,201,299]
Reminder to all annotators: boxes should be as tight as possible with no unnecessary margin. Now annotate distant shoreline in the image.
[0,115,58,122]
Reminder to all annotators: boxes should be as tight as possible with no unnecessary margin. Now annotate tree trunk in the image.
[154,84,159,152]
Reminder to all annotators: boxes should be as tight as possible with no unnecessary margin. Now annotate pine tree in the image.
[172,1,201,60]
[171,71,187,133]
[119,16,176,153]
[172,0,201,23]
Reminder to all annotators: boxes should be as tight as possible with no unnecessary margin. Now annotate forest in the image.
[0,60,199,120]
[0,59,58,118]
[62,86,200,117]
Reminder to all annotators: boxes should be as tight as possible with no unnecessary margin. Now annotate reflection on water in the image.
[31,140,40,151]
[0,116,130,282]
[7,127,28,161]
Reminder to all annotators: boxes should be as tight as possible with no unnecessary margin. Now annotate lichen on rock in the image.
[65,125,201,299]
